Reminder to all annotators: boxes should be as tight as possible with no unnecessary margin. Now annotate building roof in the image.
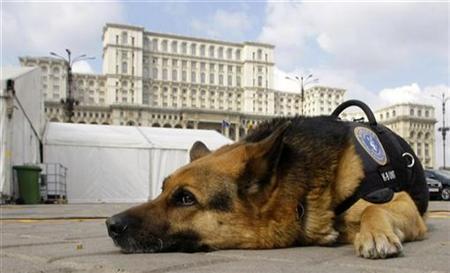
[104,22,275,49]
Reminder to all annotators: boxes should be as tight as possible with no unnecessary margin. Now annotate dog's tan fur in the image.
[109,117,428,258]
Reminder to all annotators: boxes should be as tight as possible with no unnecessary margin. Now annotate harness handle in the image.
[331,100,378,127]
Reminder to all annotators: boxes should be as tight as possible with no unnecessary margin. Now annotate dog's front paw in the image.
[317,229,339,245]
[354,230,403,259]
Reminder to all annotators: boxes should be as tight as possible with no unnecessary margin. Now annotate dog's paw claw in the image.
[354,230,403,259]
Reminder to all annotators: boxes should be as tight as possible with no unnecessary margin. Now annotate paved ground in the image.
[1,202,449,273]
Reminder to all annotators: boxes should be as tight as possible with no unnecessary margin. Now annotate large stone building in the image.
[341,103,437,169]
[20,23,346,139]
[375,103,437,169]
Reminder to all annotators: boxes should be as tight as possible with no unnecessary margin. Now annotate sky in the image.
[2,1,449,167]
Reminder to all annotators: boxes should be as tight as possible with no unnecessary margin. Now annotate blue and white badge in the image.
[354,127,387,165]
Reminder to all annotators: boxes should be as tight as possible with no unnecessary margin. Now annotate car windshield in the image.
[435,170,450,178]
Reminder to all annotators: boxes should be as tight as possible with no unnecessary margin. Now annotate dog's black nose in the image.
[106,213,134,239]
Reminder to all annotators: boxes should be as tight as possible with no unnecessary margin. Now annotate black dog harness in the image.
[331,100,416,215]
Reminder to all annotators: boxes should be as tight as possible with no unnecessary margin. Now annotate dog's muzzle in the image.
[106,213,139,242]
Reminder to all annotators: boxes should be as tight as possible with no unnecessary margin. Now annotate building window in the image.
[191,43,197,55]
[162,40,168,52]
[152,68,158,79]
[236,76,241,87]
[182,70,187,82]
[144,37,150,49]
[417,142,422,155]
[191,71,196,83]
[152,39,158,51]
[257,49,262,60]
[209,46,215,58]
[218,47,224,59]
[235,50,241,60]
[200,45,205,56]
[171,41,178,53]
[226,48,232,59]
[172,70,177,81]
[410,109,414,116]
[258,76,263,87]
[209,73,214,84]
[121,32,128,44]
[227,75,232,86]
[201,73,206,84]
[122,62,127,74]
[163,69,168,80]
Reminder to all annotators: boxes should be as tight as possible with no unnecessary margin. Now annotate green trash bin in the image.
[13,165,42,204]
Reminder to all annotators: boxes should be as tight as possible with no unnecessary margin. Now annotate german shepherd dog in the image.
[106,114,428,259]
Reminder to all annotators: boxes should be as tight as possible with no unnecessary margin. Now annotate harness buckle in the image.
[402,152,415,168]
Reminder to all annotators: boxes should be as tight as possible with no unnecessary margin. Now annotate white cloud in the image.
[274,66,383,108]
[72,60,94,74]
[191,9,253,41]
[259,2,449,71]
[3,2,125,72]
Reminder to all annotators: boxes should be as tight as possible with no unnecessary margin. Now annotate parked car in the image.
[424,170,450,201]
[426,177,442,200]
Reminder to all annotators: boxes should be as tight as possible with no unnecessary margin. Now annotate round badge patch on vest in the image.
[354,127,387,165]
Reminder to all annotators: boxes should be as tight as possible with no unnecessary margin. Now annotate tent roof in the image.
[1,66,37,95]
[44,122,232,150]
[138,126,232,150]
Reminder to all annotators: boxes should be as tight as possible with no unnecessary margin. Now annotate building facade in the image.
[20,23,346,140]
[375,103,437,169]
[340,103,437,169]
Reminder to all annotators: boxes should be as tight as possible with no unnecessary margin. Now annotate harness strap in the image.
[334,127,412,215]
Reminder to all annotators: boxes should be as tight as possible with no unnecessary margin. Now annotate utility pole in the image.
[433,92,450,169]
[286,74,318,116]
[50,49,95,122]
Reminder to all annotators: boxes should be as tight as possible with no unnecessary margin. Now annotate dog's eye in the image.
[172,189,197,206]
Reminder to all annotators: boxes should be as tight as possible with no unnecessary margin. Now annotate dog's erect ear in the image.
[190,141,211,162]
[238,121,291,198]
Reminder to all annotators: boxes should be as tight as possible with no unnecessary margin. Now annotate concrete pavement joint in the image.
[141,257,238,273]
[2,240,79,249]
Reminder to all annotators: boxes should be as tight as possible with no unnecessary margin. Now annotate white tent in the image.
[43,122,232,203]
[1,67,43,200]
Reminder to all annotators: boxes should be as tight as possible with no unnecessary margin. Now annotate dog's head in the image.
[106,122,300,253]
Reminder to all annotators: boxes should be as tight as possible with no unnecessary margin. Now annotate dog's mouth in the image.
[108,228,212,254]
[111,234,164,254]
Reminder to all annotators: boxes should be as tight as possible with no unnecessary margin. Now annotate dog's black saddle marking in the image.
[332,100,415,215]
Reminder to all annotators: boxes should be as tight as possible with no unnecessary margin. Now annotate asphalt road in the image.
[2,202,449,273]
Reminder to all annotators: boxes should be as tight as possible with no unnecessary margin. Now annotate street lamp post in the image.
[50,49,95,122]
[432,92,450,169]
[286,74,318,116]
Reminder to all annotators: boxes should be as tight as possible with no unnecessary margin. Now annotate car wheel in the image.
[441,188,450,201]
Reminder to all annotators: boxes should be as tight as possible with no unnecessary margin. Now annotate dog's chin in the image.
[112,237,164,254]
